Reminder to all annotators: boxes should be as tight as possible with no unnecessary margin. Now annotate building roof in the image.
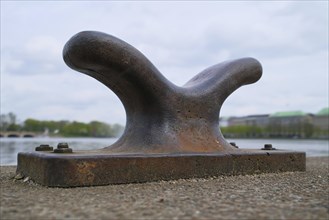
[316,107,329,116]
[269,111,306,117]
[246,114,270,118]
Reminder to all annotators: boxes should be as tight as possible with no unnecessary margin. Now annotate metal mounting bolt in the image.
[35,144,53,151]
[230,142,239,148]
[261,144,276,150]
[54,142,73,153]
[57,142,69,149]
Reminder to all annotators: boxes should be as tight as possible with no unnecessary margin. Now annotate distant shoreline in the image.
[1,135,328,140]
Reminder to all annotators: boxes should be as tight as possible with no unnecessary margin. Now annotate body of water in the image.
[0,137,328,165]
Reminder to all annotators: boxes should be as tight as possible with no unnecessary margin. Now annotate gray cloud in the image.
[1,1,328,125]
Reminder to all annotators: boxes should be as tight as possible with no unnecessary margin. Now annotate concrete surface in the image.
[1,157,328,219]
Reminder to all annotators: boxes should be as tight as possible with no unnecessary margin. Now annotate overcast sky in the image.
[1,1,328,125]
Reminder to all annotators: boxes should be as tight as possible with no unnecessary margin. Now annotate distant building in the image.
[222,114,269,138]
[268,111,313,138]
[220,108,329,139]
[228,114,269,128]
[312,108,329,138]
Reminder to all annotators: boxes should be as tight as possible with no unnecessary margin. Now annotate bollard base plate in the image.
[16,149,305,187]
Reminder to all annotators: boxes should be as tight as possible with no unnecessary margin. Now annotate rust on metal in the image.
[16,31,306,187]
[17,150,305,187]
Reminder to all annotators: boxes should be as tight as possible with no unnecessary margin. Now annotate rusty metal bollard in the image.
[63,31,262,153]
[16,31,305,187]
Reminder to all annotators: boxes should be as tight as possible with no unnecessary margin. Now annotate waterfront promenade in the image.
[1,157,328,219]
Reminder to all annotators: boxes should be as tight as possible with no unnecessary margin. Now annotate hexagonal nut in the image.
[261,144,276,150]
[230,142,239,148]
[35,144,54,151]
[57,142,69,149]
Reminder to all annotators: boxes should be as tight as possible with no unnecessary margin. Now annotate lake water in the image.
[0,137,328,165]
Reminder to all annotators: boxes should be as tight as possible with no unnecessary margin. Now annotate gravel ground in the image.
[1,157,328,220]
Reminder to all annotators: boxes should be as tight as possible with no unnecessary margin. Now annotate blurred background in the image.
[1,1,328,164]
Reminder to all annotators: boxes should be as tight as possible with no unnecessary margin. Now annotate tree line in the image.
[0,112,124,137]
[1,112,327,139]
